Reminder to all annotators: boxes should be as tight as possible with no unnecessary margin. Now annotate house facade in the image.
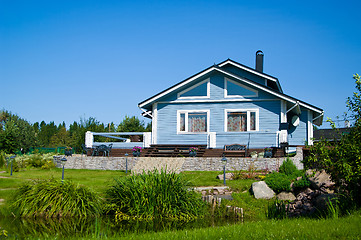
[138,51,324,149]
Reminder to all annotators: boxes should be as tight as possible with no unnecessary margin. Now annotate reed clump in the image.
[10,178,102,218]
[106,169,206,221]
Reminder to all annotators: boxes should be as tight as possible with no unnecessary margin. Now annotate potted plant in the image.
[250,151,258,158]
[264,147,273,158]
[132,146,142,157]
[64,147,72,156]
[189,147,198,157]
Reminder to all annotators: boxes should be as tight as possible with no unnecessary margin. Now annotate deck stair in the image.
[131,157,185,174]
[143,144,207,157]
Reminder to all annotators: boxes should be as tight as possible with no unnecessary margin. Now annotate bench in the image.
[144,144,206,157]
[223,144,248,157]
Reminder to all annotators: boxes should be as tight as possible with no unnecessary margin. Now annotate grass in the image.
[107,170,206,220]
[0,168,266,219]
[10,179,103,218]
[0,168,125,193]
[115,211,361,240]
[180,171,257,191]
[0,167,360,239]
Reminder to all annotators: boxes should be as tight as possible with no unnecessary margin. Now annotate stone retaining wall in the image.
[53,147,304,172]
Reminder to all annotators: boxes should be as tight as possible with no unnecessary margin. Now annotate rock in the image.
[217,173,234,180]
[313,193,337,212]
[305,169,316,177]
[304,188,313,194]
[251,181,275,199]
[216,194,234,200]
[309,170,335,189]
[277,192,296,201]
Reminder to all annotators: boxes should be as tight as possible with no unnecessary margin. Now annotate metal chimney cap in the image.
[256,50,264,55]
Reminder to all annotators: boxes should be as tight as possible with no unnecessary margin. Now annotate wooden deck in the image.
[87,144,287,158]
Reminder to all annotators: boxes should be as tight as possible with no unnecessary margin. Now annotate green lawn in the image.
[0,168,125,193]
[0,168,269,220]
[1,168,360,239]
[112,211,361,240]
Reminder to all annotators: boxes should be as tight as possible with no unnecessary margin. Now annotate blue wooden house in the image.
[138,51,324,149]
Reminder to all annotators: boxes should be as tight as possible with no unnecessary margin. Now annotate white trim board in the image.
[224,78,258,98]
[224,108,259,132]
[177,109,210,134]
[177,78,210,99]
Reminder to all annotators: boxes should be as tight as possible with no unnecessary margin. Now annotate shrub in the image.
[304,125,361,204]
[106,169,206,221]
[279,158,300,178]
[265,172,291,193]
[293,175,311,191]
[10,179,102,218]
[0,152,5,168]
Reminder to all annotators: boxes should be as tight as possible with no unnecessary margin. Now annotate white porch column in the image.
[307,111,314,145]
[85,131,93,148]
[279,100,288,147]
[143,132,152,148]
[152,103,158,145]
[208,132,216,148]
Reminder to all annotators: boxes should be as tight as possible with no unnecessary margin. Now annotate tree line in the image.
[0,111,151,154]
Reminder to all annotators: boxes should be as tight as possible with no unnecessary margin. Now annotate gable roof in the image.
[218,59,283,93]
[138,59,324,125]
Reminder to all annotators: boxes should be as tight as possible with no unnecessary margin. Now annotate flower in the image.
[133,146,142,152]
[189,147,199,152]
[65,146,72,151]
[264,147,272,151]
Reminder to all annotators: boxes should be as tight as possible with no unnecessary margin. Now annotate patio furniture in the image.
[92,144,113,157]
[82,144,91,156]
[223,144,248,157]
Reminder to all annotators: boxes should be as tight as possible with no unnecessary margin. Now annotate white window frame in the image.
[224,78,258,98]
[177,110,210,134]
[224,108,259,132]
[177,78,210,99]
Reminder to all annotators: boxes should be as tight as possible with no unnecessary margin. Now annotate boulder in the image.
[305,169,316,177]
[277,192,296,201]
[308,170,335,189]
[313,193,337,212]
[251,181,275,199]
[217,172,234,180]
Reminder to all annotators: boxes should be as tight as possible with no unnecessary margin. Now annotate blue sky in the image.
[1,0,360,128]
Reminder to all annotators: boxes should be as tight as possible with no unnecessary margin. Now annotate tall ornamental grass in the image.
[10,178,102,218]
[106,169,206,221]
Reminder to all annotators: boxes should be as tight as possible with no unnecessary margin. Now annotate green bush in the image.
[106,169,206,221]
[304,125,361,204]
[265,172,291,193]
[304,74,361,205]
[0,152,5,168]
[279,158,300,178]
[293,175,311,191]
[10,178,102,218]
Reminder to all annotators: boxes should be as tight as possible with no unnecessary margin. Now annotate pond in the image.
[0,215,241,239]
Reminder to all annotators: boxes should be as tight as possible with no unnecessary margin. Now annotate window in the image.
[224,78,258,98]
[178,110,209,133]
[225,109,258,132]
[178,79,210,99]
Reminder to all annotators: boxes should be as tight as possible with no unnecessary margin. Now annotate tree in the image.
[117,116,146,132]
[49,127,71,147]
[0,110,36,153]
[305,74,361,205]
[346,73,361,126]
